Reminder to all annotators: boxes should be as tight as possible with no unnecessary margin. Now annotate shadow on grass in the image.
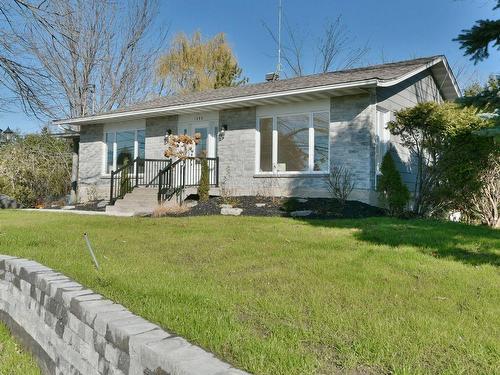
[301,218,500,267]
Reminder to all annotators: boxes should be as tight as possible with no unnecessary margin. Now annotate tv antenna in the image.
[265,0,283,82]
[277,0,282,76]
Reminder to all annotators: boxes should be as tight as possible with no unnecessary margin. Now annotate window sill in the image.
[253,172,328,178]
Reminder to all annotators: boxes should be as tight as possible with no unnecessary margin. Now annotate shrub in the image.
[0,133,72,207]
[326,164,355,208]
[198,157,209,202]
[119,158,132,196]
[388,102,494,217]
[377,151,410,216]
[86,184,98,202]
[219,166,240,206]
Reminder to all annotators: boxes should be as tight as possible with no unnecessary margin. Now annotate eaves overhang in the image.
[53,56,461,126]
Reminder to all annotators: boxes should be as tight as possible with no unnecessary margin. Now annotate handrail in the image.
[156,156,219,204]
[109,157,172,205]
[110,158,135,204]
[109,156,220,205]
[158,159,184,204]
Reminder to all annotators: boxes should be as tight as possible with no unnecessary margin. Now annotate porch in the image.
[108,157,219,213]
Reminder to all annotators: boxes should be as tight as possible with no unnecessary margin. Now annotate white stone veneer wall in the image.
[218,94,379,205]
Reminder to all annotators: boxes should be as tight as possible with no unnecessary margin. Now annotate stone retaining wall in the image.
[0,255,247,375]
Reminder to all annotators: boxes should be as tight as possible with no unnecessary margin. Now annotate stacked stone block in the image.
[0,255,248,375]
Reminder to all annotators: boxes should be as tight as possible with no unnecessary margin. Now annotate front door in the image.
[179,122,217,186]
[180,122,216,158]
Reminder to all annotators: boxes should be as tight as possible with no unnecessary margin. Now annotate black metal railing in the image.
[157,157,219,203]
[109,158,171,204]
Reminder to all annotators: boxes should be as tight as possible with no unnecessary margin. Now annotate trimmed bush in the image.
[198,158,210,202]
[378,151,410,216]
[119,158,132,196]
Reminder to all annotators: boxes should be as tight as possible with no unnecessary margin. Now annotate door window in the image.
[195,127,208,157]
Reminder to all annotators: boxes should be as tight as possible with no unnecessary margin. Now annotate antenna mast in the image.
[277,0,282,77]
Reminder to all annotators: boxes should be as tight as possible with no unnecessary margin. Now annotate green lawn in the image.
[0,211,499,375]
[0,322,40,375]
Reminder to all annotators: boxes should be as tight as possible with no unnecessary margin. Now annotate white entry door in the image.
[180,122,216,158]
[178,122,217,186]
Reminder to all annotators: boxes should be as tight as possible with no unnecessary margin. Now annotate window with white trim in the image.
[257,111,330,173]
[105,129,145,173]
[376,109,391,174]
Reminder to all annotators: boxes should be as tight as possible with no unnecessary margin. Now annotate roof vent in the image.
[265,72,279,82]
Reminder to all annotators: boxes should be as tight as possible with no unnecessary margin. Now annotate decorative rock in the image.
[290,210,313,217]
[61,206,75,210]
[221,207,243,216]
[297,198,308,203]
[96,201,108,208]
[0,194,18,209]
[220,204,233,209]
[255,203,266,208]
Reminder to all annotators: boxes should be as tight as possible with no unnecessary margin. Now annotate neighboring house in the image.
[54,56,460,212]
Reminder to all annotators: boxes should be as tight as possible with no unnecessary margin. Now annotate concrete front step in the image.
[124,190,158,197]
[113,205,158,212]
[120,192,157,198]
[115,198,159,207]
[105,206,135,217]
[106,186,221,216]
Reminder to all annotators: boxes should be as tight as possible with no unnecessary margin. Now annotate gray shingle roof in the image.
[54,55,448,124]
[103,56,441,116]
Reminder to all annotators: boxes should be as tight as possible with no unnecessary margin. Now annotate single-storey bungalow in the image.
[54,55,460,213]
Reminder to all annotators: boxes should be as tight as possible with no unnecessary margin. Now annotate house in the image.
[53,56,460,214]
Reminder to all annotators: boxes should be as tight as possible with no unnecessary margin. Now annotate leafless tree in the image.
[0,0,166,122]
[264,16,369,77]
[0,1,64,116]
[326,164,355,208]
[315,16,369,73]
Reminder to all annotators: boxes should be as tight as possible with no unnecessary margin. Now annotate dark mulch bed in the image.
[74,201,107,212]
[175,195,385,219]
[42,200,107,212]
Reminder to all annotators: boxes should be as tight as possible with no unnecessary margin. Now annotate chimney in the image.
[265,72,279,82]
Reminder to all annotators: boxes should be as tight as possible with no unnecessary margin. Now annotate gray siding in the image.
[376,70,443,111]
[376,70,444,194]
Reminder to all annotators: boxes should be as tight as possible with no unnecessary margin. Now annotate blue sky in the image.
[1,0,499,132]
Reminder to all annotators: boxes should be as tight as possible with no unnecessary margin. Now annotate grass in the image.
[0,322,40,375]
[0,211,499,375]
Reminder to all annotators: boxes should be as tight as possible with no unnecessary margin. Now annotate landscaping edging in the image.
[0,255,248,375]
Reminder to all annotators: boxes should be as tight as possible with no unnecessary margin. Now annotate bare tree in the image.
[326,164,355,208]
[1,0,166,121]
[315,16,369,73]
[0,1,66,116]
[264,16,369,77]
